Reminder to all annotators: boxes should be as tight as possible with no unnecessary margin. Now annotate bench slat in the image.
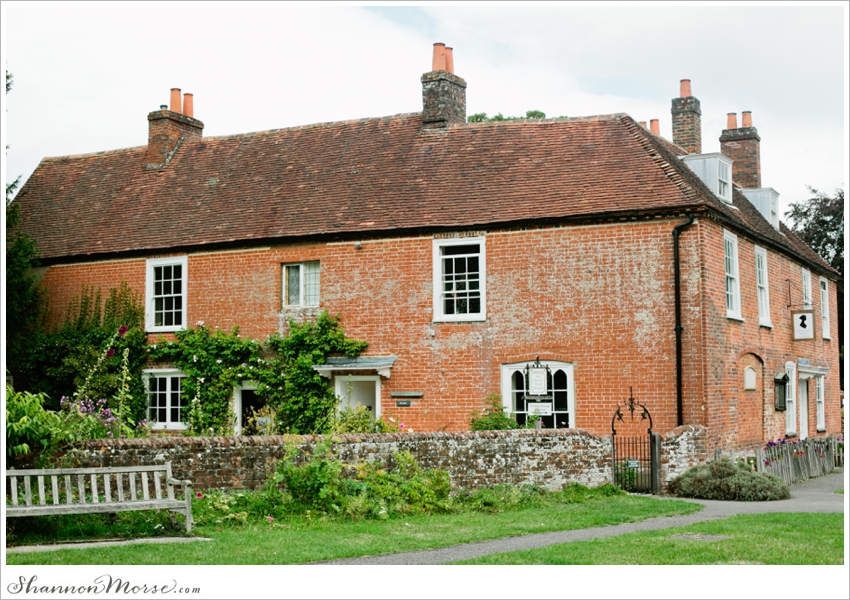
[24,476,32,507]
[6,465,169,477]
[38,476,46,506]
[90,474,99,503]
[10,476,18,506]
[154,471,163,500]
[64,475,72,504]
[141,472,150,500]
[6,500,187,518]
[166,463,176,501]
[130,473,137,501]
[78,474,86,505]
[117,473,125,502]
[104,473,112,503]
[51,476,60,505]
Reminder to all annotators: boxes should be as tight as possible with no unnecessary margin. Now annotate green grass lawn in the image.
[453,512,845,565]
[6,494,700,565]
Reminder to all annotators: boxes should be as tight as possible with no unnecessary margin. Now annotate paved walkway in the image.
[318,468,847,565]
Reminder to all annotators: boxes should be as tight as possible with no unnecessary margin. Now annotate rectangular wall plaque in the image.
[395,401,412,407]
[792,310,814,340]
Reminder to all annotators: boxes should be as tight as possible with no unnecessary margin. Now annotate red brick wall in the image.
[697,218,841,450]
[34,216,840,446]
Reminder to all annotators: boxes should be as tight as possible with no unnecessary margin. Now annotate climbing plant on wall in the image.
[149,312,368,435]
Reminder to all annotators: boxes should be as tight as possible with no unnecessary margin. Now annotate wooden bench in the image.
[5,462,194,533]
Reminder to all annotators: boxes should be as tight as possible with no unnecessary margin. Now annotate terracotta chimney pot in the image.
[183,93,194,118]
[432,42,446,72]
[639,121,647,128]
[170,88,182,114]
[741,111,752,127]
[650,119,660,135]
[679,79,691,98]
[726,113,737,129]
[445,47,454,74]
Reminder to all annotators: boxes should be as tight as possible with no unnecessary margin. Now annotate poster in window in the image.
[792,310,814,340]
[529,367,548,396]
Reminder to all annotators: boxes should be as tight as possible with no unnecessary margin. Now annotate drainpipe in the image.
[673,214,695,426]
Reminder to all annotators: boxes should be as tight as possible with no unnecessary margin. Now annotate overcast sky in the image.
[3,2,847,221]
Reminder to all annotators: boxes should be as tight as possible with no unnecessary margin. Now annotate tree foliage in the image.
[468,110,555,123]
[785,187,844,276]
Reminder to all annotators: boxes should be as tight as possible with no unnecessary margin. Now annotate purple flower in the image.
[106,348,115,357]
[118,325,128,336]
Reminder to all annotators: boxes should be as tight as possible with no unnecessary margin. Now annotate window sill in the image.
[726,314,744,322]
[816,429,827,433]
[759,321,773,329]
[433,315,487,324]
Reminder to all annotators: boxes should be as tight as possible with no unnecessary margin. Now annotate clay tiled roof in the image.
[13,111,837,277]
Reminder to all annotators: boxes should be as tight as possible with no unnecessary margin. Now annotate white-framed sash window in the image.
[819,277,830,339]
[754,246,771,327]
[724,230,742,320]
[146,256,188,332]
[144,369,187,430]
[433,237,486,322]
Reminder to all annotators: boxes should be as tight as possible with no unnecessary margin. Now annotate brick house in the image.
[12,44,841,450]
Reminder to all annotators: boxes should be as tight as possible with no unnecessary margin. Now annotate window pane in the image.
[442,244,479,256]
[304,262,320,306]
[286,265,301,305]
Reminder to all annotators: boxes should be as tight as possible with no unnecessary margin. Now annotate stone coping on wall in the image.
[78,427,608,449]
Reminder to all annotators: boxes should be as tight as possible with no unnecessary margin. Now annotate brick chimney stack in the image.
[422,43,467,129]
[719,110,761,188]
[147,88,204,169]
[671,79,701,154]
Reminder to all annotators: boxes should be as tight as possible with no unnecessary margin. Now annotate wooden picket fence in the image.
[755,437,842,486]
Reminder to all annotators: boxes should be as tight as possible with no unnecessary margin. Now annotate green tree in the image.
[467,110,552,123]
[6,71,47,381]
[785,187,843,275]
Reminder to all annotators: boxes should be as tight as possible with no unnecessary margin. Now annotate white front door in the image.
[798,379,809,440]
[334,376,381,416]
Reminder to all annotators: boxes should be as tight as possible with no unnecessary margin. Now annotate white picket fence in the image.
[755,437,842,486]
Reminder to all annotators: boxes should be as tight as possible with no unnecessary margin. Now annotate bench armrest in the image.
[167,477,194,533]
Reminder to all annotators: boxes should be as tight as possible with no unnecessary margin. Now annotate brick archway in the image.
[737,353,765,446]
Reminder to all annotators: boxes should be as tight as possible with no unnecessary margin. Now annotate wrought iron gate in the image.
[611,389,660,494]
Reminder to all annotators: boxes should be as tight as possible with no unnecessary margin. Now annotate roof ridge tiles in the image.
[42,146,146,162]
[201,111,424,142]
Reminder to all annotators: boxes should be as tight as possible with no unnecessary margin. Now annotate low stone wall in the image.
[63,425,707,492]
[659,425,710,487]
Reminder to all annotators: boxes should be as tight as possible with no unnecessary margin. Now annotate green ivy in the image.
[149,311,368,435]
[469,394,521,430]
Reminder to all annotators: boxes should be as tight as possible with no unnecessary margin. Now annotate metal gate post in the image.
[650,432,661,495]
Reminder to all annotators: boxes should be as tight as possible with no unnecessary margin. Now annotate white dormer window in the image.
[741,188,781,230]
[717,161,730,199]
[681,153,734,204]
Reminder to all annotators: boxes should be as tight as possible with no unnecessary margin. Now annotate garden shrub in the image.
[271,443,451,519]
[330,404,400,434]
[469,394,520,430]
[14,282,147,420]
[5,385,60,460]
[668,458,790,501]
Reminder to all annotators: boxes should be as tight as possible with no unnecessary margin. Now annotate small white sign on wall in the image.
[528,367,548,395]
[744,367,757,390]
[792,310,815,340]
